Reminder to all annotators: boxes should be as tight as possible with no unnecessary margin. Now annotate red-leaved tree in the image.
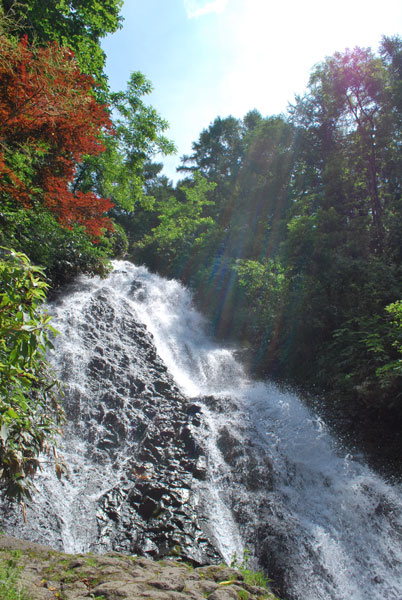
[0,34,114,238]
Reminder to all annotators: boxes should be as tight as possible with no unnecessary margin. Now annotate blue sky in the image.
[102,0,402,182]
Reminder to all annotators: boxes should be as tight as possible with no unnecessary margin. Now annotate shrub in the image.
[0,248,64,502]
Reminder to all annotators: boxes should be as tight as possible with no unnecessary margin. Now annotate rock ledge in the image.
[0,535,278,600]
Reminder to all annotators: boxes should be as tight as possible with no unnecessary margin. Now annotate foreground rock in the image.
[0,536,278,600]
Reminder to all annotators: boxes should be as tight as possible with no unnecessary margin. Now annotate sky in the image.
[102,0,402,182]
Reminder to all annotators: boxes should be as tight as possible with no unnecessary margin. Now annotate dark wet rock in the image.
[74,295,225,564]
[217,427,243,467]
[1,287,221,566]
[193,456,208,480]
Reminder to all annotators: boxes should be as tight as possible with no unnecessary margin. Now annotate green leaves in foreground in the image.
[0,248,64,502]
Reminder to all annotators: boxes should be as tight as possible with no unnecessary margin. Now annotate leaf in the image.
[55,462,63,480]
[0,294,10,307]
[0,422,9,443]
[6,408,19,420]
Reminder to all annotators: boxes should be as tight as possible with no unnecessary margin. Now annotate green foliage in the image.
[110,72,176,164]
[149,173,215,249]
[180,115,245,182]
[373,301,402,397]
[1,0,123,83]
[135,173,216,273]
[0,248,64,501]
[76,72,176,215]
[0,208,113,288]
[230,549,272,590]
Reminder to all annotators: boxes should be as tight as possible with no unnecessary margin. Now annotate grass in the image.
[230,549,272,590]
[0,551,31,600]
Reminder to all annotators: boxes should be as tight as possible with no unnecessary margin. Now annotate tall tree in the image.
[291,47,393,251]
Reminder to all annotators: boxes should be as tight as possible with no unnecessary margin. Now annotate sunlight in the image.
[213,0,402,117]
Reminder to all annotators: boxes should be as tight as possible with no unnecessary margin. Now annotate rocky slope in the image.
[0,535,279,600]
[1,285,225,564]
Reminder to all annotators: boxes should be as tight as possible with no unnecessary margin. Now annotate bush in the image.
[0,208,112,288]
[0,248,64,502]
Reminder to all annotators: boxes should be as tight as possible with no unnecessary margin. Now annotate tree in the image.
[0,248,64,502]
[180,115,245,181]
[0,32,115,239]
[290,47,393,251]
[136,173,216,275]
[74,72,176,216]
[376,300,402,394]
[227,116,295,260]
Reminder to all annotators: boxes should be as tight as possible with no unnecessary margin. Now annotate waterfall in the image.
[2,261,402,600]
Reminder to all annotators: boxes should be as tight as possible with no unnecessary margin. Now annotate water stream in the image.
[3,261,402,599]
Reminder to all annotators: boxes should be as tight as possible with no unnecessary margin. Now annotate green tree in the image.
[115,162,175,258]
[376,301,402,394]
[135,173,216,275]
[290,46,395,252]
[74,72,176,215]
[227,116,295,260]
[180,115,245,182]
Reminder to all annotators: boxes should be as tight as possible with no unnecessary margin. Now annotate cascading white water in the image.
[105,262,402,600]
[4,260,402,599]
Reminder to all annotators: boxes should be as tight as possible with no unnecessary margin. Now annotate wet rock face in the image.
[1,278,276,581]
[0,286,220,565]
[63,281,278,569]
[57,287,278,574]
[65,288,221,564]
[196,395,283,591]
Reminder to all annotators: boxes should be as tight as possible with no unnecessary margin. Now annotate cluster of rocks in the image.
[76,289,221,563]
[0,535,278,600]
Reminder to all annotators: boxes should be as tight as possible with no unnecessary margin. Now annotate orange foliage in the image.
[0,34,114,237]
